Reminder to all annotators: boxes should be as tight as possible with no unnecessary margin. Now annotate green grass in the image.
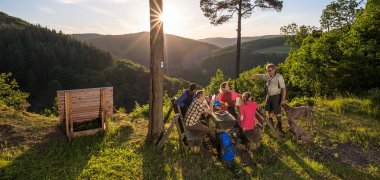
[0,98,379,179]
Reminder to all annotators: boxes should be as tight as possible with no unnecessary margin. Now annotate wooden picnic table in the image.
[209,110,237,130]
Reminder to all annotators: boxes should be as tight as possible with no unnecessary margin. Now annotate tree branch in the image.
[242,4,259,15]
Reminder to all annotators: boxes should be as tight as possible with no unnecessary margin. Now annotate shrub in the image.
[117,107,126,113]
[0,73,29,110]
[289,97,317,107]
[129,101,149,119]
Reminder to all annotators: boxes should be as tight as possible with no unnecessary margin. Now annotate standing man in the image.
[175,83,197,117]
[252,63,286,134]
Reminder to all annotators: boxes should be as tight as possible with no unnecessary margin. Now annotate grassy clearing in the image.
[0,98,379,179]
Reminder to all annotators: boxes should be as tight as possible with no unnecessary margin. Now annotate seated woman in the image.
[217,82,241,118]
[235,92,261,150]
[175,83,197,117]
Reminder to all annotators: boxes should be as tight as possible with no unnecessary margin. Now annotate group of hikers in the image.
[175,63,287,150]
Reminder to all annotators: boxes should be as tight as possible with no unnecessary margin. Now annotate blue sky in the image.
[0,0,349,39]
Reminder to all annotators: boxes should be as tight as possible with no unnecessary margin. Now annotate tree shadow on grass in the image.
[0,126,105,179]
[281,142,322,178]
[139,143,169,179]
[302,142,379,179]
[241,143,302,179]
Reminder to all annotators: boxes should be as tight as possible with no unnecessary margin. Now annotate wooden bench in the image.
[57,87,113,141]
[171,98,203,148]
[156,98,203,151]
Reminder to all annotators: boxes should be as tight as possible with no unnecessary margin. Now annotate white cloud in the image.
[106,0,138,3]
[58,0,88,4]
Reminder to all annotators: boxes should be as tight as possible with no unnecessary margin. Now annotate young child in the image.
[236,92,261,150]
[236,92,258,130]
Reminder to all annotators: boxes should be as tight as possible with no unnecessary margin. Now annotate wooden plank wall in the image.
[57,87,113,123]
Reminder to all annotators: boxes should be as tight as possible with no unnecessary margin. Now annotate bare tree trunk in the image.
[147,0,164,144]
[235,0,242,92]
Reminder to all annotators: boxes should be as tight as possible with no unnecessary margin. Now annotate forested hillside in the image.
[198,35,281,48]
[182,37,289,85]
[0,12,189,111]
[72,32,219,78]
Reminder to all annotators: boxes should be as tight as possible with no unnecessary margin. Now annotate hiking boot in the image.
[276,127,286,136]
[268,118,275,127]
[276,116,286,135]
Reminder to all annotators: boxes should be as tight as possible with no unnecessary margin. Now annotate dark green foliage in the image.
[0,12,189,111]
[205,69,225,95]
[0,12,28,28]
[200,0,283,26]
[281,0,380,97]
[320,0,363,31]
[280,23,320,49]
[235,66,267,103]
[0,73,29,110]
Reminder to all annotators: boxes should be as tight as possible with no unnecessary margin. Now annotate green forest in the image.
[0,12,189,111]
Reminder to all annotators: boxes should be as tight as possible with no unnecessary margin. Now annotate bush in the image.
[0,73,29,110]
[289,97,317,107]
[366,88,380,107]
[117,107,126,113]
[129,101,149,119]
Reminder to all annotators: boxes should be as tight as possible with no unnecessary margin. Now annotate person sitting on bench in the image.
[175,83,197,117]
[184,90,213,136]
[217,82,241,118]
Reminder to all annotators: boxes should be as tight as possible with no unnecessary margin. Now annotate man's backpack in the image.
[217,132,234,162]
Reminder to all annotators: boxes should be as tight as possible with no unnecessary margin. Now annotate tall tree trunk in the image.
[147,0,164,144]
[235,0,242,92]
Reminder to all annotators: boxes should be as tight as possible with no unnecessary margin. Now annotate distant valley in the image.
[198,35,282,48]
[72,32,218,78]
[73,33,289,85]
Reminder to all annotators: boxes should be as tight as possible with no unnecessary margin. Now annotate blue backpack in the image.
[218,132,234,162]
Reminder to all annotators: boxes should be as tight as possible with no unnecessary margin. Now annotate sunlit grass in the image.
[1,98,379,179]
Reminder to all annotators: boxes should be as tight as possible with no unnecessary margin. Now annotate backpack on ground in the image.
[217,132,234,162]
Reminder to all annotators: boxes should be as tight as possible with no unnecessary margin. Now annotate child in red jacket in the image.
[237,92,258,130]
[236,92,262,150]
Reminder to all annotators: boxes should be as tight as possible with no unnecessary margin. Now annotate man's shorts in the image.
[265,94,281,115]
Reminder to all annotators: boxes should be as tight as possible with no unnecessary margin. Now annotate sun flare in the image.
[159,5,183,35]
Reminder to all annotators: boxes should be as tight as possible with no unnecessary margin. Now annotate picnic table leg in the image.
[255,109,282,142]
[68,93,73,141]
[100,89,105,132]
[156,114,179,149]
[65,92,71,141]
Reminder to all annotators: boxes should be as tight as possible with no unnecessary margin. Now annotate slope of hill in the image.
[181,37,290,85]
[72,32,219,77]
[1,97,379,179]
[198,35,282,48]
[0,12,189,111]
